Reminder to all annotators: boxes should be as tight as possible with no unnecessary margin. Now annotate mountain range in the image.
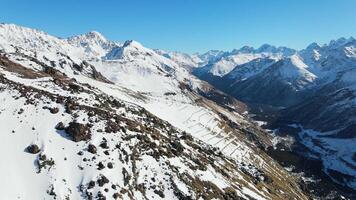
[193,35,356,192]
[0,23,355,199]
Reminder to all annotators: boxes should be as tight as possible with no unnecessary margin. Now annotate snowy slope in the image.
[155,49,203,70]
[206,53,264,77]
[0,23,310,200]
[269,55,316,84]
[225,57,278,81]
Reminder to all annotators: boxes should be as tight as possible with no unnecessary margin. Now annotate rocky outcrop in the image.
[65,122,91,142]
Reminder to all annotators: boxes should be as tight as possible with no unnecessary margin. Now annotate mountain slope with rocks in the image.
[0,23,311,200]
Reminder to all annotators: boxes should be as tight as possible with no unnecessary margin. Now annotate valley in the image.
[190,37,356,199]
[246,103,356,199]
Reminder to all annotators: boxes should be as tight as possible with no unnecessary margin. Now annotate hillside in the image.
[0,23,310,200]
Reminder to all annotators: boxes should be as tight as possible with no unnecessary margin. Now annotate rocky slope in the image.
[0,23,310,199]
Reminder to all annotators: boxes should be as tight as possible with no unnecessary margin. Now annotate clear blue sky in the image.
[1,0,356,53]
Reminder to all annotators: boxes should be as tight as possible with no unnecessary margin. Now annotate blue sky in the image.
[1,0,356,53]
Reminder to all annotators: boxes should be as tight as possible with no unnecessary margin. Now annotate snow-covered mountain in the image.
[66,31,119,59]
[196,50,228,65]
[194,45,296,78]
[0,23,313,200]
[220,55,317,107]
[273,46,356,190]
[193,36,356,192]
[154,49,203,70]
[196,37,356,107]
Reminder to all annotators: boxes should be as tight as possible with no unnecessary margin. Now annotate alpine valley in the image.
[0,23,355,200]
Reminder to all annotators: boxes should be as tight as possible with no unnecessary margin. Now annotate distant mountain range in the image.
[192,35,356,191]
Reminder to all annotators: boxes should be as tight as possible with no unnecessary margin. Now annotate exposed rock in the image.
[170,140,184,155]
[55,122,65,130]
[65,122,91,142]
[223,187,241,200]
[97,162,105,170]
[99,141,109,149]
[180,131,193,141]
[27,144,40,154]
[87,144,97,154]
[68,83,82,92]
[154,190,165,198]
[50,107,59,114]
[90,65,112,84]
[17,108,24,114]
[97,191,106,200]
[37,154,55,173]
[87,111,95,117]
[164,92,176,96]
[112,193,120,199]
[107,162,113,169]
[88,181,95,189]
[122,168,130,186]
[97,174,109,187]
[105,121,120,133]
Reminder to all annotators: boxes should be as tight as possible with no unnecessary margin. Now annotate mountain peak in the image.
[257,44,277,52]
[329,37,356,48]
[105,40,148,60]
[122,40,143,48]
[68,30,108,44]
[84,31,107,41]
[236,45,255,53]
[65,30,117,59]
[306,42,321,50]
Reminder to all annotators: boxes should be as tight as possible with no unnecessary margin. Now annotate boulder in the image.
[55,122,65,130]
[27,144,40,154]
[107,162,113,169]
[88,180,95,189]
[65,122,91,142]
[87,144,97,154]
[50,107,59,114]
[97,174,109,187]
[97,162,105,170]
